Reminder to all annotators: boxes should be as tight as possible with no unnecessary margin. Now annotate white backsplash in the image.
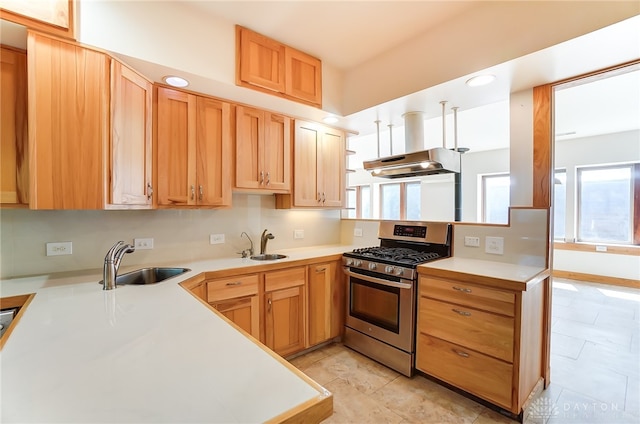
[0,194,341,279]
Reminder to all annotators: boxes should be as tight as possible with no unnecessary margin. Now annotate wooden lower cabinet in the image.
[416,275,545,415]
[307,261,343,346]
[264,267,306,357]
[207,274,260,340]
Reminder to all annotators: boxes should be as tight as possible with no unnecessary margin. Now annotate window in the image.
[374,181,422,220]
[360,186,371,219]
[381,183,401,220]
[481,174,510,224]
[405,182,421,220]
[553,170,567,240]
[577,164,635,244]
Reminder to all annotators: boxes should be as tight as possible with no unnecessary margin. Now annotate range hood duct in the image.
[363,111,460,179]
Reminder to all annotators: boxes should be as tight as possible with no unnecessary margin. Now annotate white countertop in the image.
[419,257,548,284]
[0,245,350,423]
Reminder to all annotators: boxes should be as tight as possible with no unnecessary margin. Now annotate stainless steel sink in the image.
[249,254,287,261]
[99,267,191,286]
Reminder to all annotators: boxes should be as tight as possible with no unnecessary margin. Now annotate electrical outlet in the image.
[354,228,363,237]
[294,229,304,239]
[485,236,504,255]
[46,242,73,256]
[210,234,225,244]
[464,236,480,247]
[595,245,607,252]
[134,238,154,250]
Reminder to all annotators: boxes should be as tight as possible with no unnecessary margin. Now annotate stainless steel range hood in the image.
[363,111,461,178]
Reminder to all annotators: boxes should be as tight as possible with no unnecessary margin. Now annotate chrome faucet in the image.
[103,241,135,290]
[260,229,275,255]
[239,232,254,258]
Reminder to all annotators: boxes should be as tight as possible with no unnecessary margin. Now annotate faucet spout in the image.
[260,229,275,255]
[103,241,135,290]
[240,232,254,258]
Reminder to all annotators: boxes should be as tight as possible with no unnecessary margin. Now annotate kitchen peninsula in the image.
[0,246,350,423]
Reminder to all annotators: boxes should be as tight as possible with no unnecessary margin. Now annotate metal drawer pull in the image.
[453,349,470,358]
[316,267,327,272]
[452,286,472,293]
[452,308,471,317]
[226,282,242,286]
[190,185,195,200]
[199,185,204,201]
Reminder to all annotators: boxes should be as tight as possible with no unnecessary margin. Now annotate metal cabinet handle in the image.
[146,183,153,200]
[452,308,472,317]
[190,185,195,200]
[226,282,242,286]
[322,192,326,203]
[199,185,204,201]
[452,286,472,293]
[453,349,470,358]
[317,192,322,203]
[316,267,327,272]
[260,171,264,185]
[267,297,272,312]
[266,171,270,186]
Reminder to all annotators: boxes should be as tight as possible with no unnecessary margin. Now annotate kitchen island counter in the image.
[0,244,353,423]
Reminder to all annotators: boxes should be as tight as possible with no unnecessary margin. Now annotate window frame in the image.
[480,173,510,224]
[575,163,638,245]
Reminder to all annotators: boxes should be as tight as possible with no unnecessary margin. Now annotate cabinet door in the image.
[264,267,306,356]
[28,32,109,209]
[318,128,345,207]
[263,113,291,191]
[285,47,322,107]
[307,262,333,346]
[196,97,231,206]
[0,46,28,205]
[292,120,320,206]
[235,105,264,189]
[212,296,260,340]
[110,60,152,208]
[156,87,197,206]
[237,26,285,93]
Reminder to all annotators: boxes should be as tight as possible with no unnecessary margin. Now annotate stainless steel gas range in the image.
[342,221,452,377]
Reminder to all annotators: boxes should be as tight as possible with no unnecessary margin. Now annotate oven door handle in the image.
[343,268,413,290]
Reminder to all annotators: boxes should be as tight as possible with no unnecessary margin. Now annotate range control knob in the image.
[353,260,363,267]
[384,265,394,273]
[345,258,354,266]
[395,268,404,276]
[368,262,377,270]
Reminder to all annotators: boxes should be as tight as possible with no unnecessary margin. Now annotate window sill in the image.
[554,242,640,256]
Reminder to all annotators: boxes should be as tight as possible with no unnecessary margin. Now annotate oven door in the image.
[344,267,415,352]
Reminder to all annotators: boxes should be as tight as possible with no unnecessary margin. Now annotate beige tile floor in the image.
[289,278,640,424]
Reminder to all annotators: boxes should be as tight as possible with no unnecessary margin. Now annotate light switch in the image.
[485,237,504,255]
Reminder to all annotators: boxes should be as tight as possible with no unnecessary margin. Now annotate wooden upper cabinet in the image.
[237,27,285,93]
[277,120,344,208]
[235,105,291,193]
[236,26,322,108]
[1,46,28,205]
[285,47,322,106]
[156,86,231,207]
[109,60,153,209]
[28,31,109,209]
[0,0,75,39]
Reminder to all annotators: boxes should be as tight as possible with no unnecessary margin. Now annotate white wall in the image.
[0,194,341,279]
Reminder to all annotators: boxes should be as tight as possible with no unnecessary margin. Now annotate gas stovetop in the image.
[343,221,452,280]
[347,246,442,265]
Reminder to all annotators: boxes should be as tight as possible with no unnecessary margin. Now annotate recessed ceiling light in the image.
[465,74,496,87]
[323,115,339,124]
[163,75,189,88]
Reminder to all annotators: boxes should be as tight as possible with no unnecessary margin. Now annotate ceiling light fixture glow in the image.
[323,115,339,124]
[163,75,189,88]
[465,74,496,87]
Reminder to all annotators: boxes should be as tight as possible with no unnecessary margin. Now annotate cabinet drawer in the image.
[420,277,515,317]
[416,333,513,410]
[207,274,259,302]
[419,298,514,362]
[264,267,306,292]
